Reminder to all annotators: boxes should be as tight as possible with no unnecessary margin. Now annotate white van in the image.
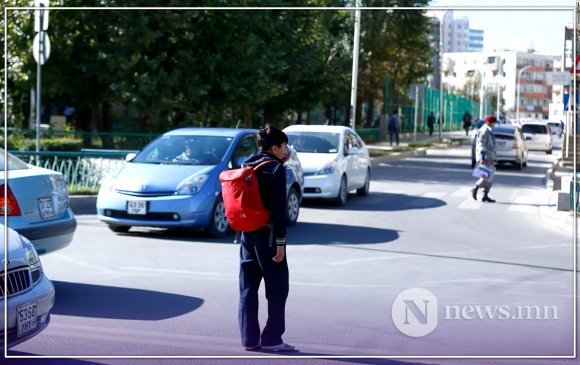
[521,122,553,154]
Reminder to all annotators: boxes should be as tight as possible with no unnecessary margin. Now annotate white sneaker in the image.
[262,342,296,352]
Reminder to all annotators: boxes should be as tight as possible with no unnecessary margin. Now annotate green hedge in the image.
[1,134,84,151]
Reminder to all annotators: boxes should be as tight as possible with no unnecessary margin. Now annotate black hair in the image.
[258,123,288,151]
[393,109,398,115]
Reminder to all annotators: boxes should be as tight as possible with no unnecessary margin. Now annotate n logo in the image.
[392,288,438,337]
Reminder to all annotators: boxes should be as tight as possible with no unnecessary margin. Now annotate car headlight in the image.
[99,175,115,193]
[316,161,337,175]
[21,237,40,265]
[176,174,209,195]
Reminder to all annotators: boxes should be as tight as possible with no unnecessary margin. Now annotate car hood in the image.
[112,162,214,193]
[297,153,337,173]
[1,227,28,269]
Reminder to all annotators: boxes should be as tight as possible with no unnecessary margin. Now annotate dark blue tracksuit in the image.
[238,151,288,348]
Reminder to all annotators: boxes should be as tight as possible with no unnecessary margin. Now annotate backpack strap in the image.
[253,159,278,171]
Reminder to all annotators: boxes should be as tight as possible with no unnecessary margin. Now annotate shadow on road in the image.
[302,193,446,212]
[4,353,105,364]
[287,222,398,245]
[51,281,204,320]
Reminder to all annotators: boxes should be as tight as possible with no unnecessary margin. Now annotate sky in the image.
[427,0,575,56]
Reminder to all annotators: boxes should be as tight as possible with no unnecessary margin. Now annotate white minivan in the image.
[521,122,553,154]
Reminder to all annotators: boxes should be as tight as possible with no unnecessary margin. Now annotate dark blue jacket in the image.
[244,151,287,243]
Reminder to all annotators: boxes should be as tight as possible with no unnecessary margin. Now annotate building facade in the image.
[442,51,561,120]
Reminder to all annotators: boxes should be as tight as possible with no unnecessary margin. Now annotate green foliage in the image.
[3,1,435,134]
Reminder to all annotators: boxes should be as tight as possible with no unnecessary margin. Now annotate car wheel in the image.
[357,169,370,196]
[546,149,552,155]
[334,175,348,206]
[108,224,131,233]
[286,187,300,226]
[207,196,229,237]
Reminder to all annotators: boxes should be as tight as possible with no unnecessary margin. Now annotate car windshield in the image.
[522,124,547,134]
[132,135,233,165]
[0,149,31,171]
[287,132,340,153]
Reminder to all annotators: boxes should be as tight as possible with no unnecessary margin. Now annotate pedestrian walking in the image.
[238,123,295,352]
[426,112,436,137]
[462,111,472,136]
[471,115,497,203]
[388,109,401,146]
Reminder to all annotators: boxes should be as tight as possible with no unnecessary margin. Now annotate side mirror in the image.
[347,147,359,155]
[125,153,137,162]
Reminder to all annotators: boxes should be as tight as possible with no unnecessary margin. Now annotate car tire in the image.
[357,169,370,196]
[334,175,348,206]
[207,196,229,237]
[546,149,552,155]
[108,224,131,233]
[286,187,300,226]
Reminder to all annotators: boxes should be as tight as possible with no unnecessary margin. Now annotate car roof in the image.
[283,125,351,133]
[493,126,517,135]
[521,121,547,125]
[163,128,257,137]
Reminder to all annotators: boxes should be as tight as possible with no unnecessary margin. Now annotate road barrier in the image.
[10,150,135,193]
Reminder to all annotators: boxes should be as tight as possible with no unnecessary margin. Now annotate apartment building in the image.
[442,51,561,120]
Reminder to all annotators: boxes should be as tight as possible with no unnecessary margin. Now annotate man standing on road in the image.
[471,115,497,203]
[238,124,295,352]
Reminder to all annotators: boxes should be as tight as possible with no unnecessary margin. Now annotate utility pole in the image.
[349,0,362,130]
[33,0,51,165]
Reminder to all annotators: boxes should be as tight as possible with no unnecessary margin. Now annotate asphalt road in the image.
[7,144,576,365]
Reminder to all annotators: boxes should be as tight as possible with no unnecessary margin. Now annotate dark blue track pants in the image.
[239,228,289,347]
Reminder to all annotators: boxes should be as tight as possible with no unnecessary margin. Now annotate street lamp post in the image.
[516,65,535,123]
[438,10,447,141]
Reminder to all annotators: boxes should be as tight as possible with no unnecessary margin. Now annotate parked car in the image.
[1,148,77,254]
[283,125,371,205]
[521,122,553,154]
[97,128,304,237]
[470,124,528,169]
[492,125,528,169]
[1,224,55,349]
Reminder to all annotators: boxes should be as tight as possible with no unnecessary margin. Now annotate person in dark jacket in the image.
[472,115,497,202]
[238,123,295,352]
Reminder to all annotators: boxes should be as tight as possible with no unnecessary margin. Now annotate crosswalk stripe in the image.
[507,195,536,213]
[457,198,481,210]
[421,191,447,199]
[450,187,469,198]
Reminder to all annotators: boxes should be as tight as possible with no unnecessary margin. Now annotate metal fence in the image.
[10,150,134,193]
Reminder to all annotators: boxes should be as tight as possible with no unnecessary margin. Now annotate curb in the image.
[69,195,97,215]
[371,148,428,165]
[370,141,460,166]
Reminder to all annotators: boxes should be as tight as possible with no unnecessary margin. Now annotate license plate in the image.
[17,302,38,337]
[38,197,55,219]
[127,200,147,215]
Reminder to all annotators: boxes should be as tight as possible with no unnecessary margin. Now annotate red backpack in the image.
[219,160,277,232]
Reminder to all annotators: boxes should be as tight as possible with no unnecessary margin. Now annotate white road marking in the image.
[421,191,447,199]
[507,195,536,213]
[457,198,481,210]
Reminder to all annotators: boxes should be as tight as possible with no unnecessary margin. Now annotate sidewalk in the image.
[539,152,576,235]
[367,130,469,164]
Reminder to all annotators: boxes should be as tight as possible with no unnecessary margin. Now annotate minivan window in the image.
[522,125,548,134]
